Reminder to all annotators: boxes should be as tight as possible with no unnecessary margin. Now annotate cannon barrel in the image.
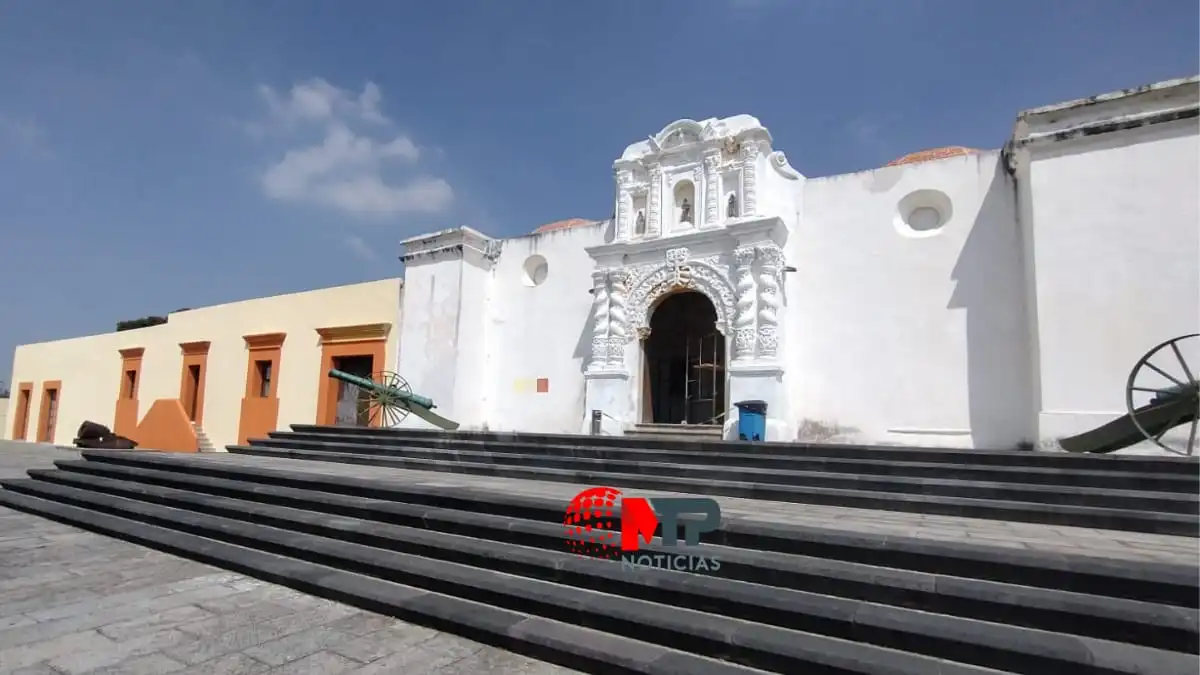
[327,368,436,410]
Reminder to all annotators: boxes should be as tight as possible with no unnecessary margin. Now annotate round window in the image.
[906,206,943,231]
[522,254,548,287]
[894,189,953,238]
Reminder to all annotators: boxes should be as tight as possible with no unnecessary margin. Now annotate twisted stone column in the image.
[756,245,784,359]
[588,269,610,370]
[606,270,629,367]
[732,246,757,361]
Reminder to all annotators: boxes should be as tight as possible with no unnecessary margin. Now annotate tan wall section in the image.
[4,278,402,448]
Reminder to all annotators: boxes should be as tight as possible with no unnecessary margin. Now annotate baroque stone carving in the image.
[647,165,663,237]
[768,151,802,180]
[732,246,757,361]
[702,151,721,226]
[665,247,690,266]
[614,170,632,241]
[740,144,758,216]
[606,269,630,366]
[625,249,736,342]
[755,244,785,359]
[587,268,611,371]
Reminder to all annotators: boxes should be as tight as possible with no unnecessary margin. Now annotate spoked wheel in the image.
[356,370,413,428]
[1125,333,1200,456]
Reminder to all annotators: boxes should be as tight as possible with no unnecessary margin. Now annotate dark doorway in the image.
[333,355,374,426]
[184,365,201,421]
[643,291,726,425]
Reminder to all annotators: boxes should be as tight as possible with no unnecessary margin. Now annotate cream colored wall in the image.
[5,278,402,449]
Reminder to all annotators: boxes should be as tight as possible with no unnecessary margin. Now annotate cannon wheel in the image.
[356,371,413,428]
[1125,333,1199,456]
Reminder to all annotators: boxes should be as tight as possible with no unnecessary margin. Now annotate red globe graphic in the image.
[563,487,623,559]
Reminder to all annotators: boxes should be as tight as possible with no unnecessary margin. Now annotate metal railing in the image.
[589,409,622,435]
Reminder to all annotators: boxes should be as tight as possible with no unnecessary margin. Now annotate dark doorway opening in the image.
[333,355,375,426]
[184,365,201,421]
[643,291,726,425]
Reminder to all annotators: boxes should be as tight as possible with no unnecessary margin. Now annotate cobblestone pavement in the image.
[204,453,1200,565]
[0,442,581,675]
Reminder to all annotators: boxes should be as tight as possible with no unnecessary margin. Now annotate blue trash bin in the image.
[734,400,768,441]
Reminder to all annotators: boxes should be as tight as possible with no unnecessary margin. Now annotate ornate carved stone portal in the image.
[584,114,800,439]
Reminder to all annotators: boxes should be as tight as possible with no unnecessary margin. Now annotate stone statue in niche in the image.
[635,211,646,235]
[680,199,692,224]
[726,194,738,218]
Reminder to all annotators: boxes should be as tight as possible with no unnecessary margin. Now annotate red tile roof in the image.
[533,218,595,234]
[886,146,980,167]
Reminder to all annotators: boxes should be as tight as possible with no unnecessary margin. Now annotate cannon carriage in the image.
[1061,333,1198,456]
[327,368,460,431]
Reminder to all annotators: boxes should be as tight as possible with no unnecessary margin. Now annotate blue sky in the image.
[1,0,1197,385]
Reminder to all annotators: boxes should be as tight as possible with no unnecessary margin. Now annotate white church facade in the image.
[8,77,1196,453]
[395,76,1200,450]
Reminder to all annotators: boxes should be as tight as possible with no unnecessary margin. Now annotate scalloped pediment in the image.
[654,120,704,150]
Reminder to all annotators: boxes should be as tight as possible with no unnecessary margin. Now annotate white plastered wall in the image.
[1018,112,1200,447]
[488,224,610,433]
[396,224,607,433]
[787,152,1033,448]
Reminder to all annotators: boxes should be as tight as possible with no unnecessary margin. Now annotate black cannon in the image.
[73,420,138,450]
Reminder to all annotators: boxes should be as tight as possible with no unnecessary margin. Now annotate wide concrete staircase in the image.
[242,425,1200,535]
[0,426,1196,674]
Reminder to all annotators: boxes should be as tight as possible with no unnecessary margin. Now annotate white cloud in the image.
[254,79,452,218]
[343,234,377,261]
[258,79,388,128]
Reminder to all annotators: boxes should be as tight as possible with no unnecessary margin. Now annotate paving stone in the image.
[323,613,408,638]
[0,615,35,632]
[261,650,359,674]
[7,662,63,674]
[242,625,360,667]
[177,602,313,639]
[170,652,271,675]
[342,645,472,675]
[97,605,215,642]
[77,651,188,675]
[164,605,359,665]
[47,627,196,674]
[21,573,242,623]
[434,646,583,675]
[0,490,578,675]
[0,629,116,672]
[331,625,439,663]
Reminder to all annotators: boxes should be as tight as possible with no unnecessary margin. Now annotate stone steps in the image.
[0,449,1196,674]
[268,430,1199,492]
[625,423,724,441]
[221,427,1200,536]
[290,424,1197,473]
